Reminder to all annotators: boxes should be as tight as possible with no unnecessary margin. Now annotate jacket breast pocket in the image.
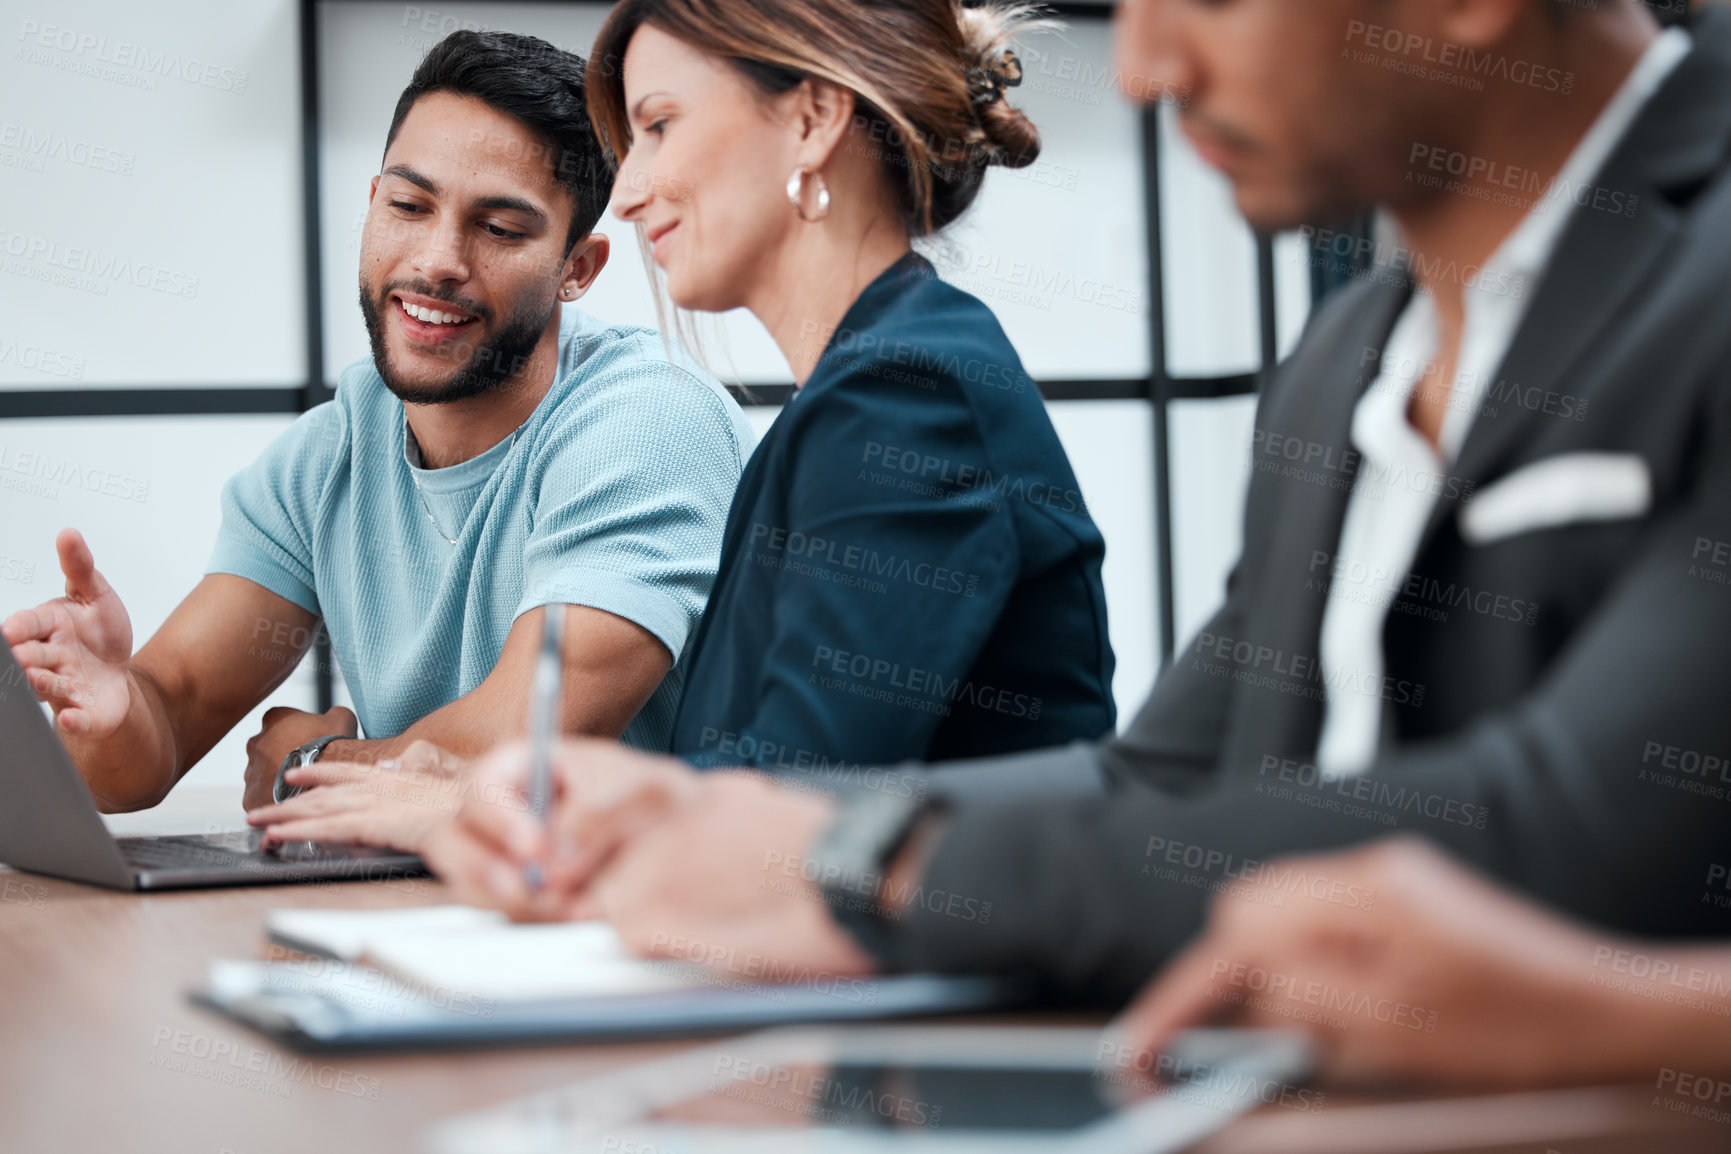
[1459,452,1651,547]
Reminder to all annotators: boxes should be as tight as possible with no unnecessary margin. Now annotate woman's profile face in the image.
[611,24,802,313]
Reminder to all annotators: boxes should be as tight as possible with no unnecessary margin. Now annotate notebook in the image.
[192,905,1023,1051]
[265,905,706,999]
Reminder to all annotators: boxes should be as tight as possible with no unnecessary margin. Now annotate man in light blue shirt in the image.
[1,30,752,815]
[211,303,752,755]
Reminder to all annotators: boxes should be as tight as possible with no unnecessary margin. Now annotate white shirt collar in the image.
[1491,26,1691,283]
[1369,26,1692,462]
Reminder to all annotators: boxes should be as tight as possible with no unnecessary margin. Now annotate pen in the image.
[524,602,564,891]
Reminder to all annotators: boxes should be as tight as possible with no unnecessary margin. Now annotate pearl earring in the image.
[786,167,831,222]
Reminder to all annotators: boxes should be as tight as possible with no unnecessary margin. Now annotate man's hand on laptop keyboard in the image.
[246,739,469,854]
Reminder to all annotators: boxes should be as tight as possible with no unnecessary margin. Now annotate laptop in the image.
[0,646,427,890]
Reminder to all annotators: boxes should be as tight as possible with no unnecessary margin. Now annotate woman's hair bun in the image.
[588,0,1059,237]
[956,2,1053,169]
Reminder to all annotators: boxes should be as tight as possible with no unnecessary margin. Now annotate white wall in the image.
[1,0,312,804]
[1,0,1304,804]
[0,0,305,388]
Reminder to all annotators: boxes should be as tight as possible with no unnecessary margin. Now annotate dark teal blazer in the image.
[671,252,1115,771]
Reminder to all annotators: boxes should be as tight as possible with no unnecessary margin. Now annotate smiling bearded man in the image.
[3,30,756,829]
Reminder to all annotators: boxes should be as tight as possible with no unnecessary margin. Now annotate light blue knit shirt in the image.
[206,307,756,750]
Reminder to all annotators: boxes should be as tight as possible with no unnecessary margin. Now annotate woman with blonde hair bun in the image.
[583,0,1118,774]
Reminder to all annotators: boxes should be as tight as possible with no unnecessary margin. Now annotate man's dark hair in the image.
[384,30,611,255]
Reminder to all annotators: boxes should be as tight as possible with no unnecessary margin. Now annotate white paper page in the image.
[265,905,708,1000]
[362,921,708,1000]
[266,904,503,960]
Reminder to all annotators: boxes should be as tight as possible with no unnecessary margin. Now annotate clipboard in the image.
[191,955,1026,1052]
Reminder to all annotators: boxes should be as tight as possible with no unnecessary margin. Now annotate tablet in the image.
[423,1024,1312,1154]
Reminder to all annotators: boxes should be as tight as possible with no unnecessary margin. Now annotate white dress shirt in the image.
[1314,28,1692,776]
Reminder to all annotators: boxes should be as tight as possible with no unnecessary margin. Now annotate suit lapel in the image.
[1285,276,1414,567]
[1231,276,1412,765]
[1418,16,1731,552]
[1420,190,1681,551]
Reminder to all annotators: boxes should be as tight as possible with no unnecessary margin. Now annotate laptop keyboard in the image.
[116,831,377,869]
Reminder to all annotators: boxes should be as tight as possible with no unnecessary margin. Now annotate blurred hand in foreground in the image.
[1109,838,1728,1089]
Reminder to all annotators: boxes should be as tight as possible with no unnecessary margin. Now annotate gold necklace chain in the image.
[405,416,520,546]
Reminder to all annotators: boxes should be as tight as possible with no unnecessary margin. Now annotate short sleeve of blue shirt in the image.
[515,331,751,663]
[207,401,348,618]
[201,307,755,749]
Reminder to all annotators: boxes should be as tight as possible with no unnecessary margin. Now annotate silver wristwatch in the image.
[273,734,351,803]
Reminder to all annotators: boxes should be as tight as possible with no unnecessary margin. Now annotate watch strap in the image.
[811,786,934,961]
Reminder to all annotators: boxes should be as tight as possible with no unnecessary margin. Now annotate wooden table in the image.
[1,789,1724,1154]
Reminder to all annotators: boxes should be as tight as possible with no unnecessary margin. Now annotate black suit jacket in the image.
[880,3,1731,1000]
